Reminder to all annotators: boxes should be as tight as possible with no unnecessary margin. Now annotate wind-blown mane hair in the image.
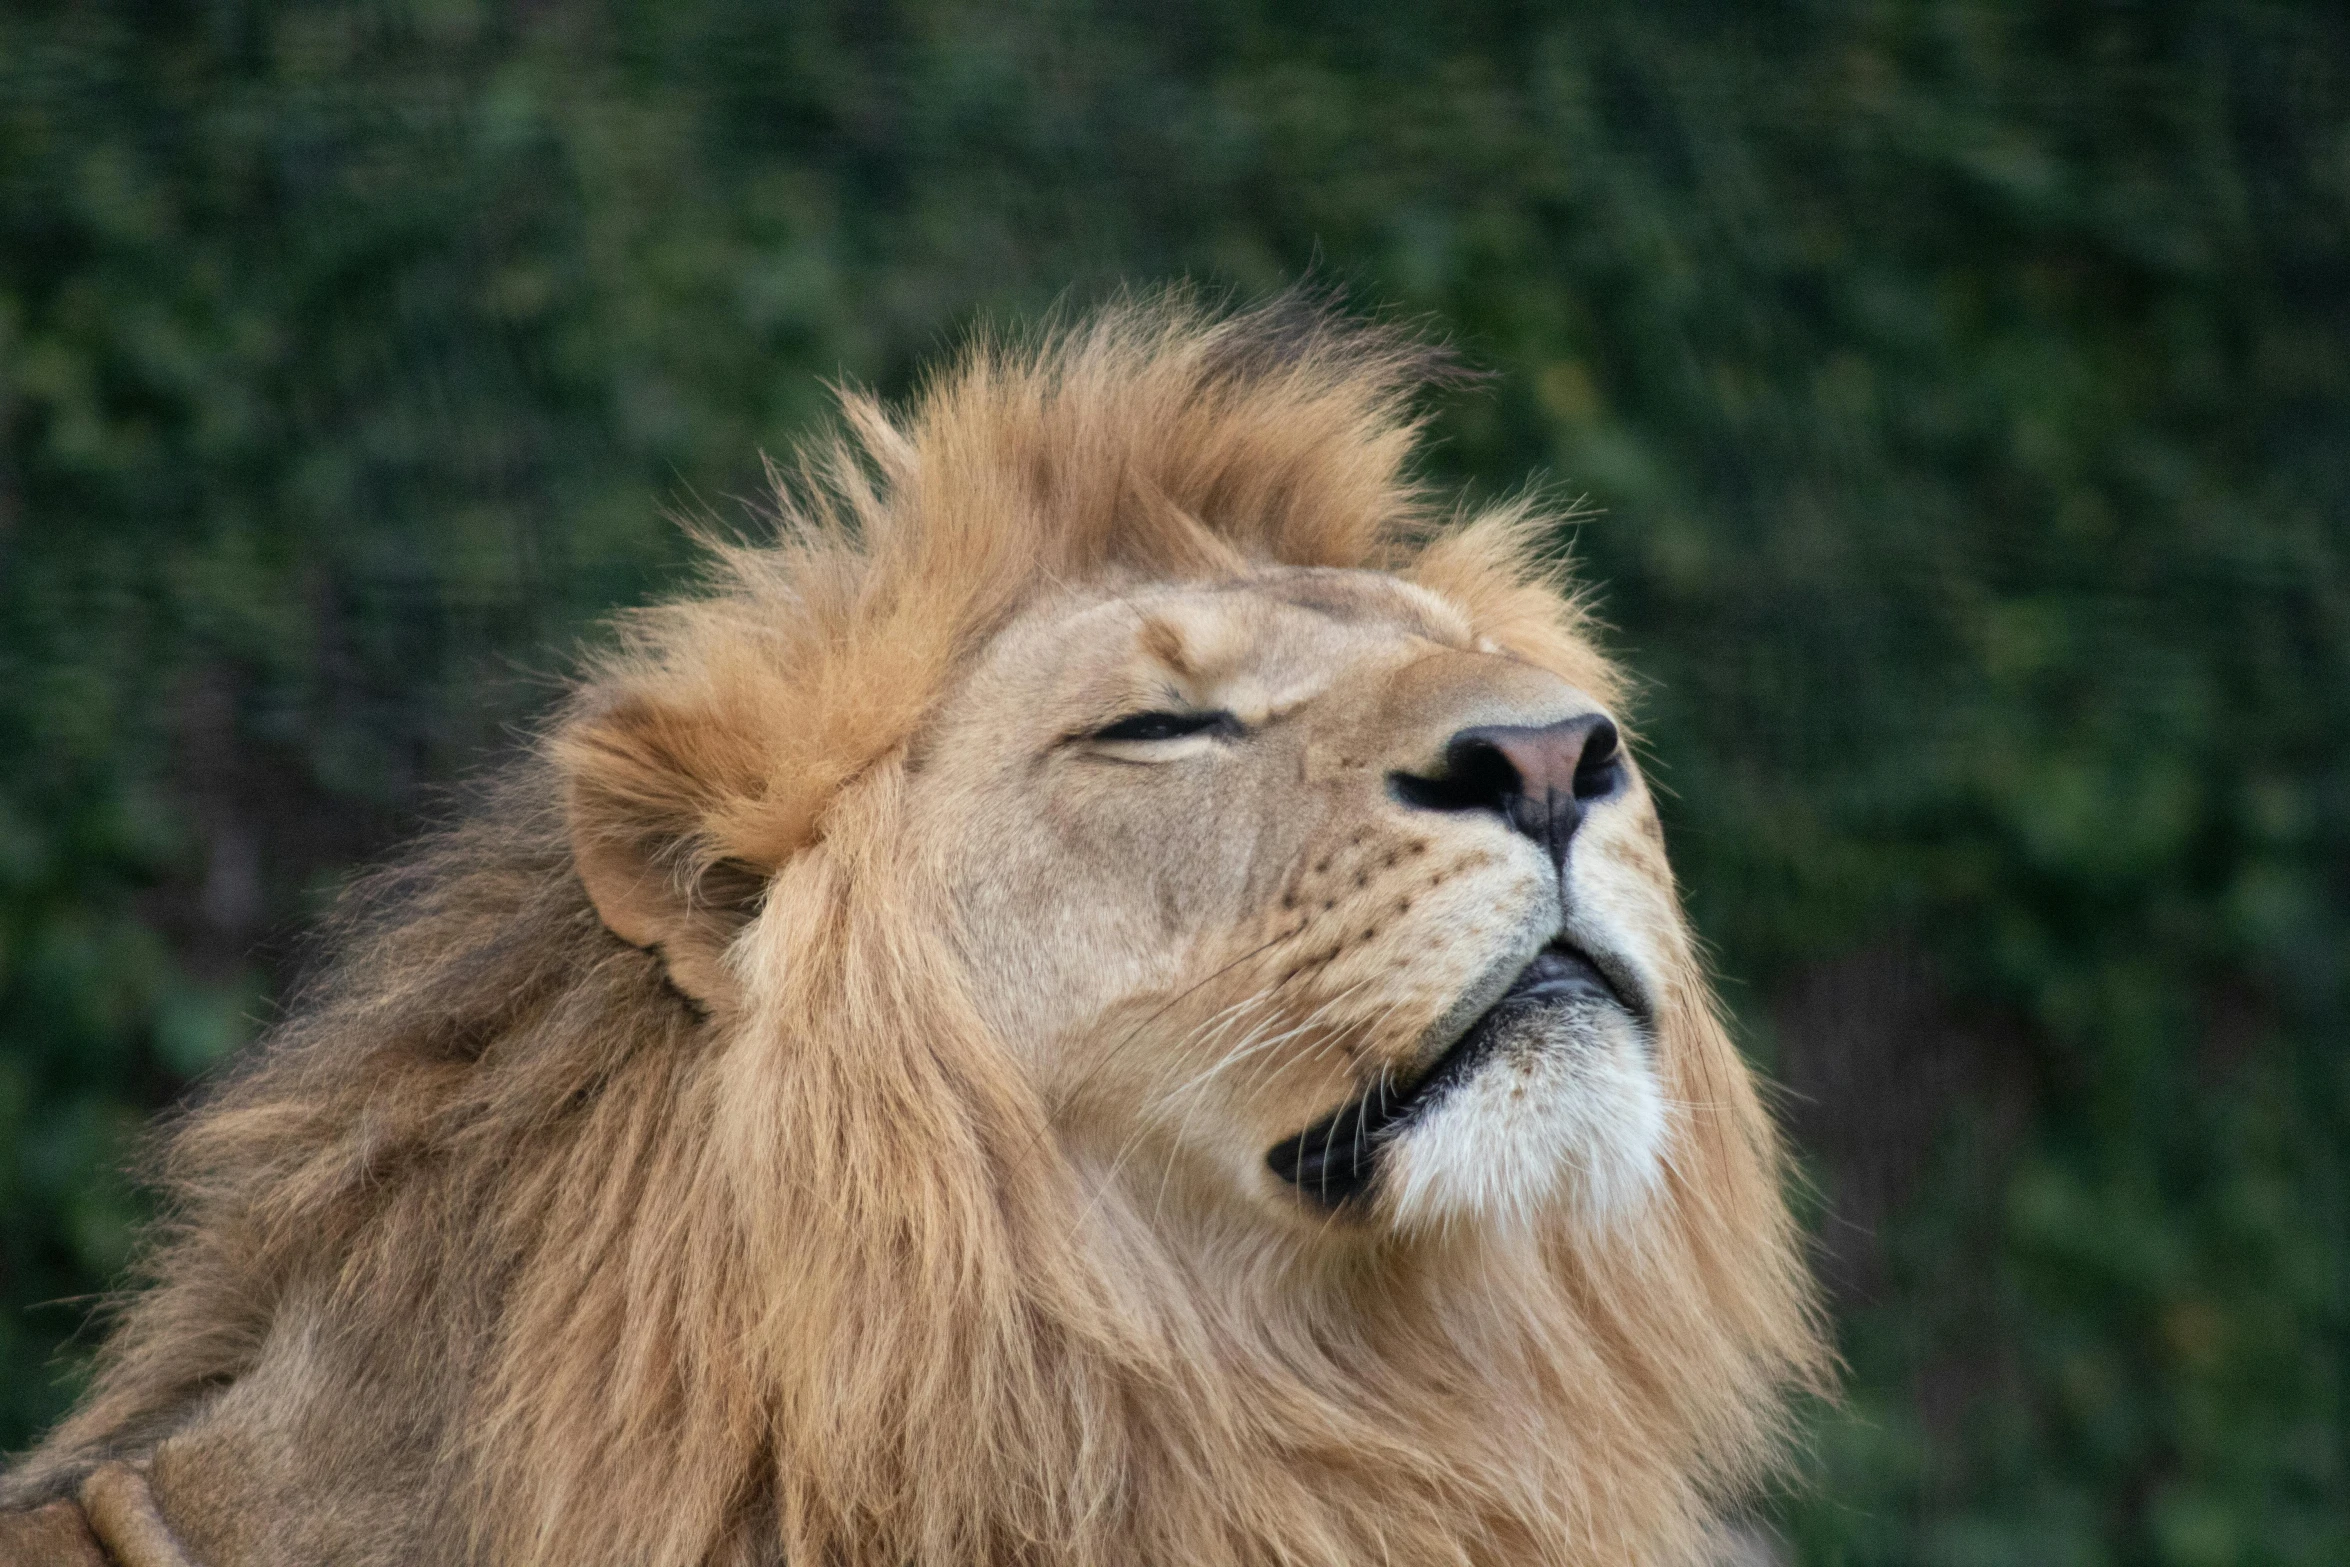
[7,293,1825,1567]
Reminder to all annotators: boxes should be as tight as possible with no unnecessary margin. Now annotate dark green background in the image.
[3,2,2344,1561]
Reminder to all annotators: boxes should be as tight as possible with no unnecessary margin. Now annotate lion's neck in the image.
[1019,1171,1676,1566]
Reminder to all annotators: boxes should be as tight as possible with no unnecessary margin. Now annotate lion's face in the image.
[921,565,1676,1235]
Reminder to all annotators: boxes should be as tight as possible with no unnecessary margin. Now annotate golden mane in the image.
[6,293,1825,1567]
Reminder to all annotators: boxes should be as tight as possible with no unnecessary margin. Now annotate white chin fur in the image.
[1382,1010,1669,1235]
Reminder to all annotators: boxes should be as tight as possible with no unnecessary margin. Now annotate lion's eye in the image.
[1091,710,1240,743]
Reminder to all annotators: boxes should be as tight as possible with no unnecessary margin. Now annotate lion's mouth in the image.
[1266,939,1637,1208]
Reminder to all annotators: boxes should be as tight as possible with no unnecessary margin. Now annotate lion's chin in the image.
[1267,944,1669,1234]
[1381,1003,1668,1234]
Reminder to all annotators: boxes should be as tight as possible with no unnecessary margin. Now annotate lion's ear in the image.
[555,692,772,1009]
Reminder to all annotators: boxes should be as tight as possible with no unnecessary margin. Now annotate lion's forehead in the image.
[1228,566,1474,641]
[973,568,1473,722]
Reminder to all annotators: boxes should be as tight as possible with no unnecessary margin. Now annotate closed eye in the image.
[1090,709,1242,743]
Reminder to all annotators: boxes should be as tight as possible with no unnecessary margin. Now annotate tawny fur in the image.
[4,294,1827,1566]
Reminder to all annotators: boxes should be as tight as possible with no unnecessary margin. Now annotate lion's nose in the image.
[1389,714,1625,871]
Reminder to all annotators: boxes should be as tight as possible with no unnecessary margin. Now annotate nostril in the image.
[1388,734,1520,816]
[1443,734,1526,811]
[1570,717,1622,802]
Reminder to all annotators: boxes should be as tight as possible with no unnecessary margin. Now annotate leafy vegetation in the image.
[2,2,2343,1560]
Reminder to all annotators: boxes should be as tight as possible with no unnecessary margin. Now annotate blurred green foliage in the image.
[1,1,2344,1560]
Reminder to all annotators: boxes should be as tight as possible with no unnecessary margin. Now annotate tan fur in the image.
[77,1466,198,1567]
[3,293,1827,1566]
[0,1499,107,1567]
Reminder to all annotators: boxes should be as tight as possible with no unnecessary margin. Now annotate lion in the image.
[1,293,1826,1567]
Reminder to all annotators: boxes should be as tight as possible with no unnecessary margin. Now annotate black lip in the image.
[1265,942,1631,1208]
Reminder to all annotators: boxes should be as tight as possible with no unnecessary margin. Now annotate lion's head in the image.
[7,295,1825,1567]
[871,561,1671,1237]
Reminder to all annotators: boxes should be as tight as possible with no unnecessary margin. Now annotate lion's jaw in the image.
[922,564,1680,1240]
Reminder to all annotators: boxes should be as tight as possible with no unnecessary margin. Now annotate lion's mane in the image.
[7,295,1825,1566]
